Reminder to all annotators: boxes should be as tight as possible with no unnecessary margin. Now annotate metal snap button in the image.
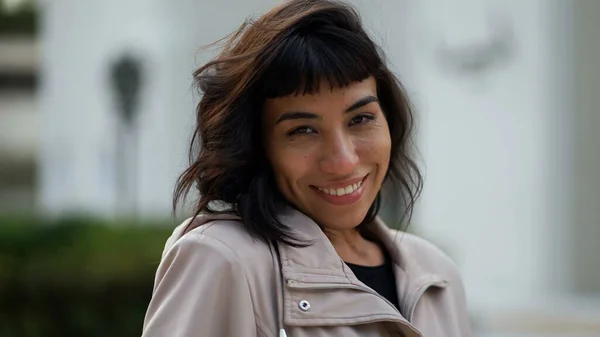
[298,300,310,311]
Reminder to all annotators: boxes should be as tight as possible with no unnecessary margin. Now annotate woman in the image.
[142,1,473,336]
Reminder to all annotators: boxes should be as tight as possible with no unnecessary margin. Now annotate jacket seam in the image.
[188,221,217,235]
[186,232,273,337]
[289,312,402,322]
[381,322,395,337]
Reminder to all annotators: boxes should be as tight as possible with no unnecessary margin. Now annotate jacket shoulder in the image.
[144,221,264,337]
[157,218,278,336]
[184,218,274,265]
[160,218,276,283]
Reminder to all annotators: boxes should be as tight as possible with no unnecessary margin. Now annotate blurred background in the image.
[0,0,599,336]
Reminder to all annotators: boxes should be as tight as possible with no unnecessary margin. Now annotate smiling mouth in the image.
[311,175,368,197]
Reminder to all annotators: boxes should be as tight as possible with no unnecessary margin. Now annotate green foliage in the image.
[0,216,174,337]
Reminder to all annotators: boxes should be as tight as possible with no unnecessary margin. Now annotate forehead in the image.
[264,77,377,114]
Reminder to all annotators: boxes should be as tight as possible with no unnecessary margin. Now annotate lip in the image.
[310,175,368,206]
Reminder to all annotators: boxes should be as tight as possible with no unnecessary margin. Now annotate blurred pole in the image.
[109,54,144,216]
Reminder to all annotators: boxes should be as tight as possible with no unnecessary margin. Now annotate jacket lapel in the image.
[366,218,450,319]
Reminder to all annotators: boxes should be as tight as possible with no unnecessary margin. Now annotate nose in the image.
[318,133,359,175]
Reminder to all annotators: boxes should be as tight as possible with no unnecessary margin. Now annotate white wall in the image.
[401,0,573,310]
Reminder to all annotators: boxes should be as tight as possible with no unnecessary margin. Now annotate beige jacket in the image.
[142,209,473,337]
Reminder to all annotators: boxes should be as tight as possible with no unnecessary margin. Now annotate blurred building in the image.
[0,0,38,213]
[1,0,599,335]
[404,1,600,335]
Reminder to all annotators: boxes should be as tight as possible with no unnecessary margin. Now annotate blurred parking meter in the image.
[109,54,144,216]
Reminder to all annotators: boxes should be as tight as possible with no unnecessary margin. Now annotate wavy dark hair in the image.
[174,0,422,245]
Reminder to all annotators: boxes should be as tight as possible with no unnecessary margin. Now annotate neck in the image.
[323,227,385,267]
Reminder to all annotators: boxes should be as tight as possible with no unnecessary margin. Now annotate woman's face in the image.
[263,77,391,231]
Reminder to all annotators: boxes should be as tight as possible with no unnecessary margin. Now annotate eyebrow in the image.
[344,95,379,113]
[275,95,379,124]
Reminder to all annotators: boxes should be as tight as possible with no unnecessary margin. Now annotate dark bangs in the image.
[255,17,383,99]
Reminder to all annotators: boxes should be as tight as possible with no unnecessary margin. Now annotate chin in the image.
[311,206,372,230]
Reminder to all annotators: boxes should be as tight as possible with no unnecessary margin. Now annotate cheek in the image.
[380,132,392,163]
[268,147,310,186]
[355,128,392,165]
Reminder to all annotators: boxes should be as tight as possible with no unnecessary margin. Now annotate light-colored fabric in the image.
[142,208,473,337]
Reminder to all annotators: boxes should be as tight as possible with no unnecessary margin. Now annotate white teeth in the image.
[317,179,364,196]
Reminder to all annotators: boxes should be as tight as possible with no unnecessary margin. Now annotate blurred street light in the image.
[109,53,145,216]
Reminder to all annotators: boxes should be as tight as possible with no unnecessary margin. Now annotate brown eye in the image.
[287,126,316,136]
[349,114,375,126]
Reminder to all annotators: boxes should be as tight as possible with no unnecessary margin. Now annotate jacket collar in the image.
[275,208,448,335]
[275,207,447,286]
